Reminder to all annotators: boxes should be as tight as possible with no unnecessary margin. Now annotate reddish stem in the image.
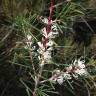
[47,0,54,34]
[43,0,54,48]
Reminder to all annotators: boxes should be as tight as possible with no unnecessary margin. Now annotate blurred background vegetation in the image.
[0,0,96,96]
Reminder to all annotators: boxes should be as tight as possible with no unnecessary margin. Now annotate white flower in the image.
[73,59,85,69]
[77,59,85,69]
[37,42,45,50]
[41,17,48,24]
[48,31,59,38]
[47,32,54,38]
[46,40,54,47]
[74,69,88,76]
[43,49,52,61]
[37,48,43,54]
[57,75,64,85]
[26,42,32,47]
[52,23,58,31]
[41,27,58,39]
[44,51,51,56]
[43,51,52,62]
[66,65,72,72]
[52,31,59,35]
[31,45,36,50]
[73,59,78,65]
[41,27,48,38]
[37,42,45,54]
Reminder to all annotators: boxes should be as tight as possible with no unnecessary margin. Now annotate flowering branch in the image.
[39,58,88,85]
[42,0,54,49]
[32,0,58,95]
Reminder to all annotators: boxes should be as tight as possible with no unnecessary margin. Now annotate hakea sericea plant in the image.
[32,0,59,95]
[32,0,88,86]
[24,1,89,95]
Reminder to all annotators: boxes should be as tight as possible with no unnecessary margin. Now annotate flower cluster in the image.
[50,58,88,85]
[37,17,59,66]
[65,58,88,76]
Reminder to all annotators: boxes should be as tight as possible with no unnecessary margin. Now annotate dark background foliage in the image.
[0,0,96,96]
